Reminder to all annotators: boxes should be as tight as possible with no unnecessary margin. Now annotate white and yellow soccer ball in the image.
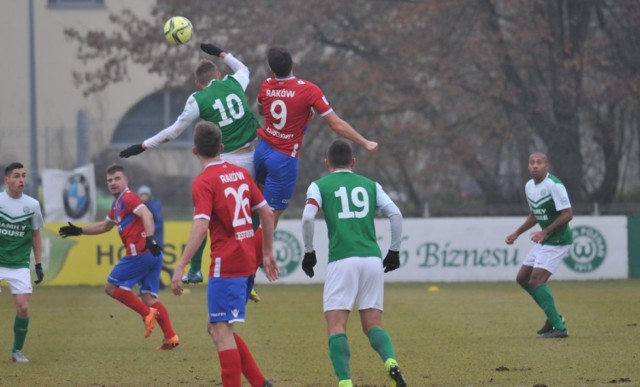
[163,16,193,45]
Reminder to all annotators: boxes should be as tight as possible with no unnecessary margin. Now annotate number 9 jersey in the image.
[192,161,268,277]
[257,76,333,158]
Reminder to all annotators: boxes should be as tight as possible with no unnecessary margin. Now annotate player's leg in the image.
[12,293,31,363]
[5,268,33,363]
[105,256,158,337]
[260,148,299,229]
[208,276,268,386]
[182,238,205,284]
[358,258,407,386]
[529,245,569,338]
[141,256,178,349]
[324,259,361,385]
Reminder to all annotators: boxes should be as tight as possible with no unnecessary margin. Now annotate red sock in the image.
[218,349,242,387]
[151,301,176,339]
[111,287,149,317]
[234,333,265,387]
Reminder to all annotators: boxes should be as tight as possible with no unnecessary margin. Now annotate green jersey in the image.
[525,173,573,246]
[307,170,393,262]
[192,75,259,152]
[0,191,44,268]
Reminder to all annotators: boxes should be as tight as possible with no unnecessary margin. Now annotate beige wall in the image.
[0,0,164,170]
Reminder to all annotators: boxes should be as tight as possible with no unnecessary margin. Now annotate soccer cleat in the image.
[144,307,159,338]
[536,315,566,335]
[263,380,275,387]
[181,270,203,284]
[157,335,180,350]
[338,380,353,387]
[385,358,408,387]
[250,287,261,303]
[11,350,29,363]
[538,328,568,339]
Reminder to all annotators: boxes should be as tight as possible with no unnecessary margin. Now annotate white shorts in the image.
[323,257,384,312]
[0,267,33,295]
[522,244,571,274]
[221,149,255,179]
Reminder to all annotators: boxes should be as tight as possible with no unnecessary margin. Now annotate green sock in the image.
[526,286,542,307]
[367,326,396,362]
[328,333,351,381]
[189,238,207,275]
[530,284,565,330]
[13,316,29,352]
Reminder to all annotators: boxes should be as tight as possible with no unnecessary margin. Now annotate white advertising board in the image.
[254,216,627,284]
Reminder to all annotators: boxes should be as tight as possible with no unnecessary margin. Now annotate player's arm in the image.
[119,97,200,158]
[537,207,573,241]
[255,203,279,282]
[79,220,116,235]
[201,43,250,85]
[171,218,208,295]
[376,184,403,272]
[323,112,379,153]
[301,183,321,278]
[505,212,537,244]
[134,205,155,238]
[32,228,44,284]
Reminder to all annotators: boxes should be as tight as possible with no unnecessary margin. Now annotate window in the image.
[111,89,194,148]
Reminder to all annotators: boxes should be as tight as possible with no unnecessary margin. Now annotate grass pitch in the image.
[1,280,639,386]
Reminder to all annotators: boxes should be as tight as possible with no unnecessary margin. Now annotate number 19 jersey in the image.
[307,170,391,262]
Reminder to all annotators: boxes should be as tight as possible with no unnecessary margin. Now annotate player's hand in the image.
[34,263,44,284]
[119,143,145,158]
[505,233,518,245]
[364,140,379,153]
[171,266,184,296]
[58,222,82,238]
[302,251,317,278]
[145,236,162,256]
[383,250,400,273]
[200,43,224,57]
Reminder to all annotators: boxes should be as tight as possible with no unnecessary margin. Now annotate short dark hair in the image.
[4,162,24,177]
[268,46,293,77]
[195,59,218,85]
[327,140,353,168]
[106,164,126,176]
[194,121,222,158]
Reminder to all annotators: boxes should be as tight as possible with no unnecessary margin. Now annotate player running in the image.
[59,164,179,350]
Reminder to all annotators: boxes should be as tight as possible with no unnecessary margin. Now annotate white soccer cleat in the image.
[12,350,29,363]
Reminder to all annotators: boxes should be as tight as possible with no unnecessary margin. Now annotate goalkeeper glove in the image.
[58,222,83,238]
[200,43,224,57]
[145,236,163,256]
[383,250,400,273]
[301,251,317,278]
[34,263,44,284]
[119,143,145,158]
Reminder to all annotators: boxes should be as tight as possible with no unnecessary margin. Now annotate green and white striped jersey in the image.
[525,173,573,246]
[0,191,43,268]
[307,170,393,262]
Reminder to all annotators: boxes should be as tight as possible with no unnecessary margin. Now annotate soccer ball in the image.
[163,16,193,45]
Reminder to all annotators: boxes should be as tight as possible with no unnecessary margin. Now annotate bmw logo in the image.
[63,173,91,219]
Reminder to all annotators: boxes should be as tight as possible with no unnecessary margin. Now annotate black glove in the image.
[119,143,145,158]
[302,251,317,278]
[200,43,224,57]
[145,236,162,256]
[59,222,83,238]
[383,250,400,273]
[34,263,44,284]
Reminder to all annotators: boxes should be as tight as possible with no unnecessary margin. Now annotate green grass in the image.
[1,281,639,386]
